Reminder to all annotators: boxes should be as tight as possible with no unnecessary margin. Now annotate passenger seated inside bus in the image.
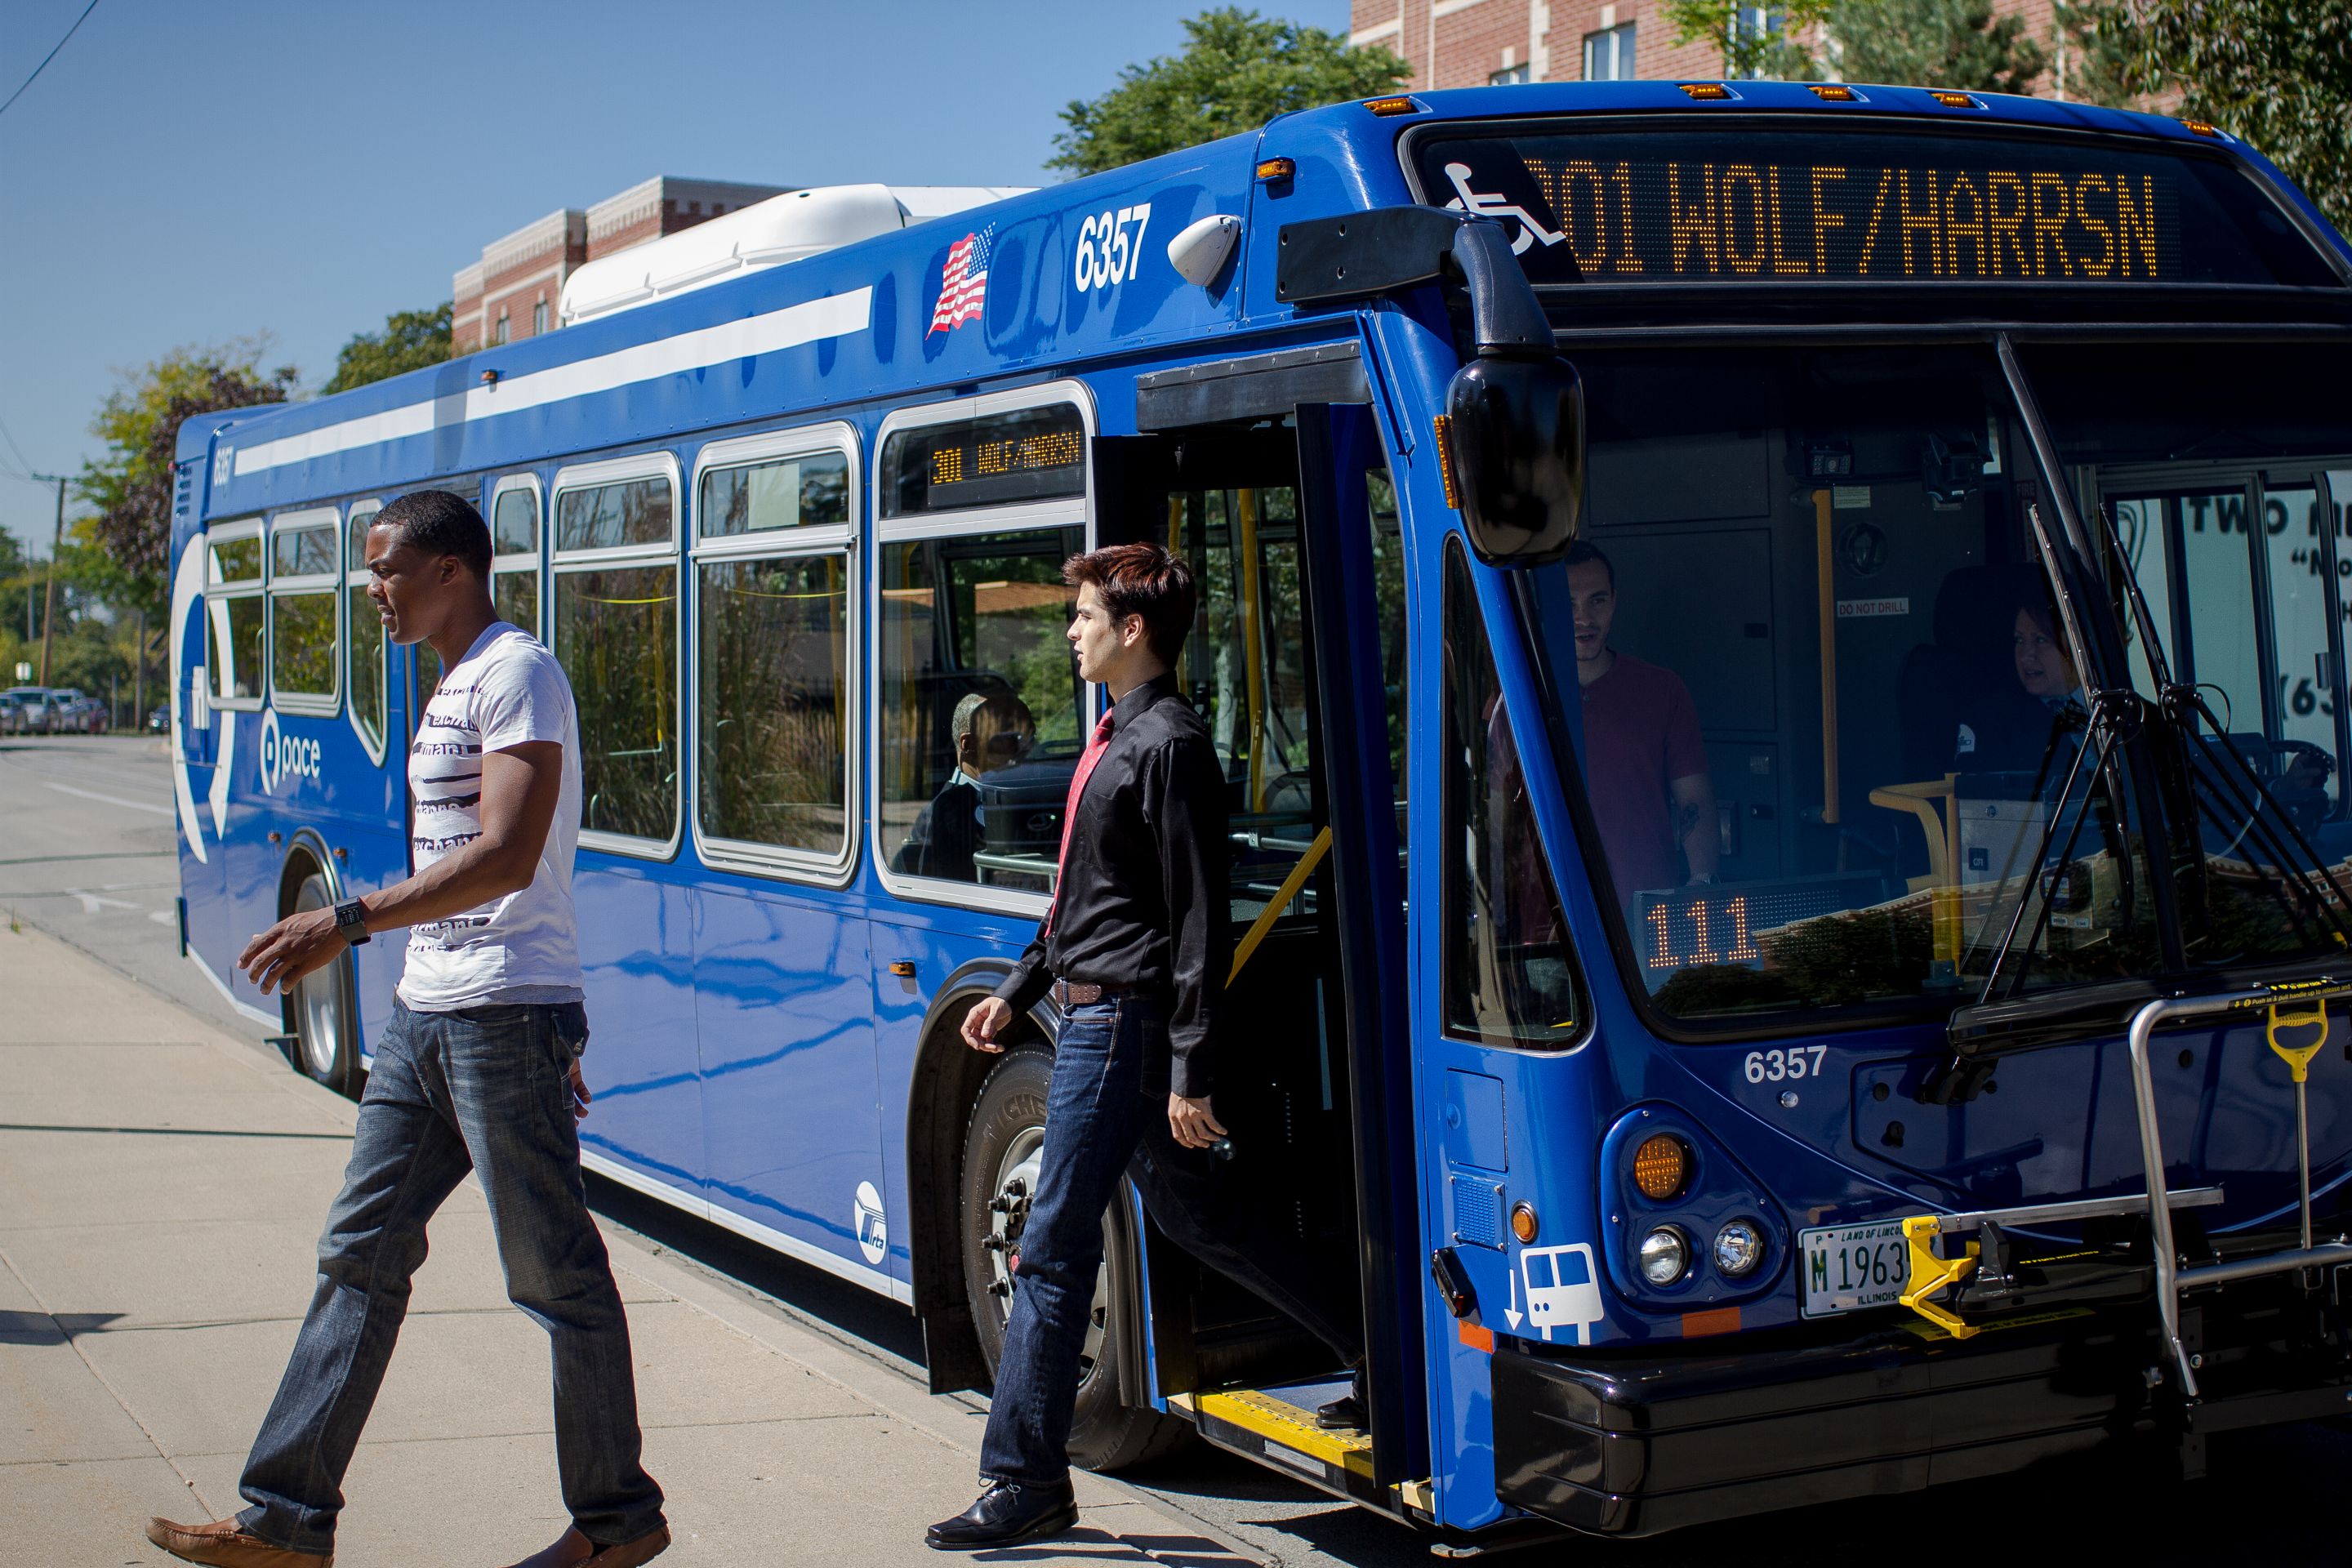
[1951,593,2087,777]
[894,692,1037,883]
[1560,541,1718,899]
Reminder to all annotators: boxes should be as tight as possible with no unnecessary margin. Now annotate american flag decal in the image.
[929,227,991,333]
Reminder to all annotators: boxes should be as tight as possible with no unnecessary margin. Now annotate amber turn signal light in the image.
[1930,90,1982,109]
[1807,83,1857,102]
[2181,118,2221,137]
[1633,1133,1690,1200]
[1510,1202,1540,1244]
[1364,96,1420,117]
[1432,414,1462,510]
[1255,157,1295,182]
[1678,82,1732,100]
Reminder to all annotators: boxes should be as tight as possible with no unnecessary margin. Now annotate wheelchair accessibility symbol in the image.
[1518,1242,1605,1346]
[1441,162,1567,257]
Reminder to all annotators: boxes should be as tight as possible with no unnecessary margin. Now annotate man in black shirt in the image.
[926,544,1361,1552]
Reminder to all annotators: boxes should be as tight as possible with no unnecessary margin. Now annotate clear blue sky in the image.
[0,0,1352,559]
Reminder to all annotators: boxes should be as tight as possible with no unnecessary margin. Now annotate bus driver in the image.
[1564,541,1719,896]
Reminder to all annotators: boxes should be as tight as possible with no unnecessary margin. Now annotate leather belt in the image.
[1051,980,1110,1007]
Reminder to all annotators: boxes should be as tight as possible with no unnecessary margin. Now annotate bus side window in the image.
[875,531,1084,893]
[694,443,855,868]
[346,502,385,759]
[873,393,1092,902]
[550,462,681,849]
[204,521,265,708]
[269,509,341,715]
[490,478,544,638]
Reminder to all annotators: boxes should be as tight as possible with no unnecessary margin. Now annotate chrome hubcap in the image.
[986,1125,1110,1379]
[297,960,341,1080]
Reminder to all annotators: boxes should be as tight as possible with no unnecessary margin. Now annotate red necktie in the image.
[1045,710,1116,934]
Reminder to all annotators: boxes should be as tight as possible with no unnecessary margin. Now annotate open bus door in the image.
[1094,390,1427,1505]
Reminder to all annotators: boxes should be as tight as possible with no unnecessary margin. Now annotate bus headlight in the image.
[1713,1218,1764,1277]
[1638,1226,1689,1285]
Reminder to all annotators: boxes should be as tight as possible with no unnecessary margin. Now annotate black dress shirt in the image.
[994,674,1230,1098]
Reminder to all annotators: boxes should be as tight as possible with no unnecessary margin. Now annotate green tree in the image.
[76,341,297,626]
[1829,0,2046,93]
[1662,1,1831,79]
[2102,0,2352,233]
[1049,7,1410,178]
[322,301,453,394]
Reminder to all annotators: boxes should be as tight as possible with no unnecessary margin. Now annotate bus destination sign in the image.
[1415,127,2337,289]
[881,401,1087,518]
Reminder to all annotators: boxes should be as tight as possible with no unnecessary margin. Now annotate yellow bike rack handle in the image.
[1898,1214,1981,1339]
[2265,999,2329,1084]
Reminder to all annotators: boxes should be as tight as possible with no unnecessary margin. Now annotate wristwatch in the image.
[333,898,371,947]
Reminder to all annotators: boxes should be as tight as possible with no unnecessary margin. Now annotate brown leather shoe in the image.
[144,1516,330,1568]
[500,1523,671,1568]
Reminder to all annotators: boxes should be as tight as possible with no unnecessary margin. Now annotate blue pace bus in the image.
[173,79,2352,1543]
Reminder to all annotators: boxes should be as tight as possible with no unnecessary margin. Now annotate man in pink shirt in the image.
[1565,542,1717,898]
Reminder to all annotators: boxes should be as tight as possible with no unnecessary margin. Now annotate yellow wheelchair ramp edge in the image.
[1174,1388,1392,1507]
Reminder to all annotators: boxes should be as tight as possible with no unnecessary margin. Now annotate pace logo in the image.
[853,1180,889,1265]
[258,710,322,794]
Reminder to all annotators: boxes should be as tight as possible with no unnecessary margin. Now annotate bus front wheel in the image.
[287,872,361,1099]
[958,1046,1189,1472]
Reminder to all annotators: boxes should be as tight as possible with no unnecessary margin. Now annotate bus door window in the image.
[550,460,681,849]
[203,519,265,709]
[693,441,855,866]
[2179,487,2268,736]
[268,509,341,716]
[873,391,1092,902]
[1366,469,1409,847]
[2259,478,2342,787]
[345,502,385,760]
[2109,495,2177,702]
[489,477,544,639]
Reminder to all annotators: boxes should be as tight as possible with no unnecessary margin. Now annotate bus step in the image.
[1169,1380,1395,1508]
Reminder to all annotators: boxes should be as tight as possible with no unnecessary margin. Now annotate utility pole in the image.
[30,473,65,686]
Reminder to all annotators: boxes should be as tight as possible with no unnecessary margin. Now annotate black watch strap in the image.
[333,898,371,947]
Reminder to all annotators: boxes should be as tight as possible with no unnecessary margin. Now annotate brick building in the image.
[1348,2,2087,98]
[452,176,791,354]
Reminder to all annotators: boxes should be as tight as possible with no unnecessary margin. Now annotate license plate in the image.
[1799,1221,1910,1317]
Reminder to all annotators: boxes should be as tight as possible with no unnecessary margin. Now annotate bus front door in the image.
[1094,401,1423,1499]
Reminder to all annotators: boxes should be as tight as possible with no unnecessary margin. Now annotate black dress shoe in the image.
[925,1479,1079,1550]
[1316,1366,1366,1431]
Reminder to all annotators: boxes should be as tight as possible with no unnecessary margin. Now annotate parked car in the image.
[147,705,170,733]
[2,686,55,734]
[0,693,24,735]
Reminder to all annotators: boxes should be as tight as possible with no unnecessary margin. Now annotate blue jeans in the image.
[236,1000,666,1553]
[978,994,1362,1488]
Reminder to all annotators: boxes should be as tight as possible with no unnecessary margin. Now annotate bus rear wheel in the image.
[959,1045,1189,1472]
[288,872,360,1099]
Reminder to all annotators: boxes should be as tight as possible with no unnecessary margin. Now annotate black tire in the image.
[287,872,361,1098]
[960,1046,1191,1472]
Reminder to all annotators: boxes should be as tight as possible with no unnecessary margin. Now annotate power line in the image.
[0,412,37,476]
[0,0,102,121]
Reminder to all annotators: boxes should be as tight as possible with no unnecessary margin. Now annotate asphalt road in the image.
[4,735,2346,1566]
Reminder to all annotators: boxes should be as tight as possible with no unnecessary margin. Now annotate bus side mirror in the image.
[1445,352,1584,565]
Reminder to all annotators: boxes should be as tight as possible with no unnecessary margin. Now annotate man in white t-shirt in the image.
[145,492,667,1568]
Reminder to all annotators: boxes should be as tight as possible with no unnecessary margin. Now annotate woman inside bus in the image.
[1951,595,2087,782]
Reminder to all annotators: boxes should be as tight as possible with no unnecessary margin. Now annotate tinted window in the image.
[556,477,673,550]
[701,452,851,537]
[271,591,336,698]
[492,486,540,555]
[555,564,676,841]
[697,553,849,856]
[878,528,1083,889]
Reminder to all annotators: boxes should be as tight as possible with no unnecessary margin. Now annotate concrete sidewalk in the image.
[0,923,1256,1568]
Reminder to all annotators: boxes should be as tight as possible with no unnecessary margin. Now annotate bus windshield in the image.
[1521,345,2170,1023]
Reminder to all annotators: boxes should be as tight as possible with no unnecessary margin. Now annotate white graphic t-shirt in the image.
[399,621,586,1010]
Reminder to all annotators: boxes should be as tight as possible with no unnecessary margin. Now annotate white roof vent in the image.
[558,184,1030,327]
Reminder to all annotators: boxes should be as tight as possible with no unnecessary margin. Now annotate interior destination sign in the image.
[880,402,1087,517]
[1414,127,2339,289]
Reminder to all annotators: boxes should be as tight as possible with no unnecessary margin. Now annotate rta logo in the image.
[258,710,321,794]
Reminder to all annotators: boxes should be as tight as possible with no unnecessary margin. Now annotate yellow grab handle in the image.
[2266,1000,2330,1085]
[1229,827,1333,985]
[1897,1214,1981,1339]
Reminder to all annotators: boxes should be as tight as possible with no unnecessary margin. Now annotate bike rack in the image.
[1897,982,2352,1392]
[2127,985,2352,1396]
